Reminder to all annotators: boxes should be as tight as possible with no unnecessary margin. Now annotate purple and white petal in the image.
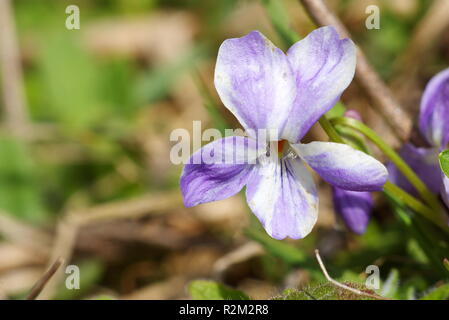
[292,141,388,191]
[181,136,259,207]
[281,26,356,142]
[387,143,442,195]
[214,31,296,139]
[442,173,449,209]
[245,153,318,239]
[419,67,449,149]
[332,187,372,235]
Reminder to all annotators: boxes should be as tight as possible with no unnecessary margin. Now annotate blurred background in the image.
[0,0,448,300]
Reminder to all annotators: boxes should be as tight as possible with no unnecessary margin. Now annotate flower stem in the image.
[319,116,448,232]
[318,117,344,143]
[384,182,448,232]
[331,117,447,225]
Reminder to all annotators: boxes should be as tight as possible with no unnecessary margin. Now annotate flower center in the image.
[277,140,286,156]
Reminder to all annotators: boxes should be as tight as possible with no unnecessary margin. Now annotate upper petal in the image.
[419,67,449,148]
[332,187,372,235]
[282,26,356,142]
[293,141,388,191]
[387,143,442,195]
[245,153,318,239]
[214,31,296,139]
[181,136,258,207]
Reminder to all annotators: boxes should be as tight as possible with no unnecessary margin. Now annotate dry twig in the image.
[26,257,64,300]
[0,0,29,137]
[315,249,389,300]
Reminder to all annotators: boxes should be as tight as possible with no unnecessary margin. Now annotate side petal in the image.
[245,153,318,239]
[292,142,388,191]
[282,26,356,142]
[419,67,449,148]
[181,136,258,207]
[214,31,296,138]
[387,144,442,195]
[332,187,372,235]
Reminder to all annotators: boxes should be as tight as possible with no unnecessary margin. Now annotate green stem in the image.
[318,117,344,143]
[331,117,443,215]
[384,182,448,232]
[321,116,448,232]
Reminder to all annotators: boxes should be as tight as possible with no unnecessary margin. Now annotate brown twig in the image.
[26,257,64,300]
[299,0,411,143]
[37,191,182,299]
[70,191,182,225]
[0,212,52,256]
[315,249,390,300]
[0,0,30,137]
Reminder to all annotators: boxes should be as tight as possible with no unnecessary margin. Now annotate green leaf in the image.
[188,280,249,300]
[272,282,377,300]
[439,150,449,178]
[420,283,449,300]
[272,288,313,300]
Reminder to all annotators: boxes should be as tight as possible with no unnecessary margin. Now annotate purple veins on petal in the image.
[292,141,388,192]
[214,27,356,143]
[180,136,258,207]
[245,152,318,240]
[214,30,296,137]
[281,26,356,142]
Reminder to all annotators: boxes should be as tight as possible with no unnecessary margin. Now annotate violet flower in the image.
[331,110,373,234]
[181,27,388,239]
[388,67,449,208]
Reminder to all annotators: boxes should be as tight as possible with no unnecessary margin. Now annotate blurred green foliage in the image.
[188,280,250,300]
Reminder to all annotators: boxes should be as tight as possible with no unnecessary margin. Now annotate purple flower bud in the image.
[419,67,449,149]
[344,109,362,121]
[332,187,373,234]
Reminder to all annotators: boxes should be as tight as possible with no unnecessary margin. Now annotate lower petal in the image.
[332,187,372,235]
[181,136,258,207]
[292,142,388,191]
[245,153,318,239]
